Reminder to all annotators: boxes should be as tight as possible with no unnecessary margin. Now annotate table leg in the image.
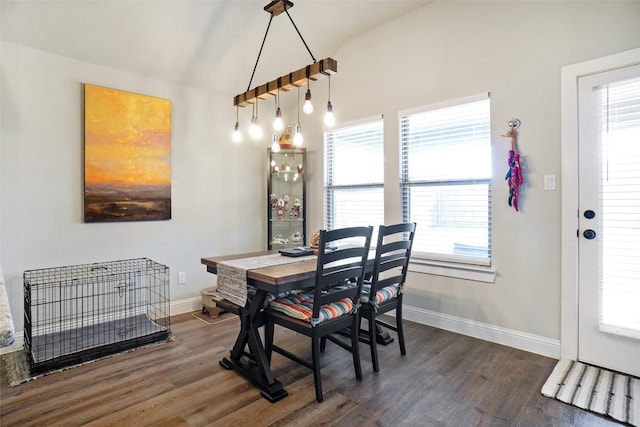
[219,290,288,402]
[337,323,395,346]
[375,322,394,345]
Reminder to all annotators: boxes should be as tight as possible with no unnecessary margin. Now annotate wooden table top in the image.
[201,251,318,287]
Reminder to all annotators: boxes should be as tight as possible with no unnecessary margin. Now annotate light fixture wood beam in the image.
[233,57,337,107]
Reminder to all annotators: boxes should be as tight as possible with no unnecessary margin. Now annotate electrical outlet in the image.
[178,272,186,284]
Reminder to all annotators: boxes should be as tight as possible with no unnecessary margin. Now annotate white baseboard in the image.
[5,298,560,359]
[170,296,202,316]
[402,304,561,359]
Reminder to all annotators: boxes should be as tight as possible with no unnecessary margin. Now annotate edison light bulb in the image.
[303,89,313,114]
[249,116,262,140]
[273,107,283,132]
[271,134,281,152]
[324,101,335,127]
[293,124,303,146]
[232,122,242,143]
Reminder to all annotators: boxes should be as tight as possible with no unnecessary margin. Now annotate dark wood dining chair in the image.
[359,222,416,372]
[264,226,373,403]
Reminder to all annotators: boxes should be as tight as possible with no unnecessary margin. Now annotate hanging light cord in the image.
[247,13,275,91]
[297,86,301,122]
[247,3,317,91]
[284,8,316,63]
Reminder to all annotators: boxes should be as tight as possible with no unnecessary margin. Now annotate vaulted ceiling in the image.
[1,1,431,96]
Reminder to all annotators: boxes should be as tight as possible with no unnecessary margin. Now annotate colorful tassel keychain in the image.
[503,120,523,211]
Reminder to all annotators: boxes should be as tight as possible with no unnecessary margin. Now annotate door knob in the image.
[583,229,596,240]
[584,210,596,219]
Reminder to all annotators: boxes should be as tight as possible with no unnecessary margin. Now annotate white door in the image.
[577,64,640,377]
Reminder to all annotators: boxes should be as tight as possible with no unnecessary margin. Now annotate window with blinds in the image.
[597,75,640,338]
[324,119,384,232]
[400,95,492,265]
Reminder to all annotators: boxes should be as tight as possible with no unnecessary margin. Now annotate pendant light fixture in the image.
[324,75,335,127]
[231,0,337,146]
[303,77,313,114]
[293,86,303,146]
[249,102,262,140]
[273,89,283,132]
[271,133,281,152]
[232,105,242,142]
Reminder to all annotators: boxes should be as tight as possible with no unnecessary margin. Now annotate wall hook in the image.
[507,118,521,130]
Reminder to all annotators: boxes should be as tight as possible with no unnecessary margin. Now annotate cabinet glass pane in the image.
[268,148,306,249]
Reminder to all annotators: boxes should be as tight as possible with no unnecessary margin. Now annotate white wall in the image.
[1,42,270,332]
[301,1,640,349]
[1,1,639,354]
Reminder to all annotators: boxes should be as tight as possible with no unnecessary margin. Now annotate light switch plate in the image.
[544,174,557,191]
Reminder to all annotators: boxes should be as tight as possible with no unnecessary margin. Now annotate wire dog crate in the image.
[24,258,170,375]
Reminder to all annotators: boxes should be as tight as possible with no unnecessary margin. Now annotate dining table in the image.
[200,249,393,402]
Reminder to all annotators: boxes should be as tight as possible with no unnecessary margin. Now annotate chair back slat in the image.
[320,266,362,286]
[322,246,366,266]
[380,239,412,255]
[317,286,357,307]
[377,256,408,273]
[377,275,405,290]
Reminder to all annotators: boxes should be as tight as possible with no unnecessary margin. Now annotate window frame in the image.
[324,116,385,232]
[399,93,493,267]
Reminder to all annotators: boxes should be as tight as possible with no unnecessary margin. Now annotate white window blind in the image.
[400,95,492,264]
[597,76,640,338]
[324,119,384,232]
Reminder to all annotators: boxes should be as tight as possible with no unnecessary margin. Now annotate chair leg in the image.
[367,310,380,372]
[350,315,363,381]
[320,336,327,352]
[312,335,324,402]
[396,303,406,356]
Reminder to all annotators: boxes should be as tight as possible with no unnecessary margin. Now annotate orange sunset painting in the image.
[84,84,172,222]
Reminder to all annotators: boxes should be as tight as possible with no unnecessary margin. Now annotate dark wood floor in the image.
[1,312,624,427]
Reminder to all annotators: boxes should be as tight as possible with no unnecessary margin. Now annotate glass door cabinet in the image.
[267,148,306,249]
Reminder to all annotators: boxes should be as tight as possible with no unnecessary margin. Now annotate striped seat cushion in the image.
[361,283,399,306]
[269,293,354,325]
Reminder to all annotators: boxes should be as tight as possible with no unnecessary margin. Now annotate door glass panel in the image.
[597,76,640,338]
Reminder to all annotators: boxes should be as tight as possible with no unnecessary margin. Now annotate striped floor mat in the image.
[542,359,639,426]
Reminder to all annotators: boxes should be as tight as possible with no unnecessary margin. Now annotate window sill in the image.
[408,258,496,283]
